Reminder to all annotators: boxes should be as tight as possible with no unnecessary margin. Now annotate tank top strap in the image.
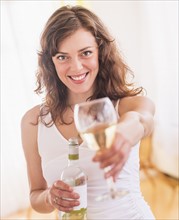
[115,99,120,111]
[114,99,120,119]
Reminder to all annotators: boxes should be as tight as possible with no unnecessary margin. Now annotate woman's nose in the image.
[70,57,83,72]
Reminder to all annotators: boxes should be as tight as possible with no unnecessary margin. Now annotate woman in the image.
[21,5,155,219]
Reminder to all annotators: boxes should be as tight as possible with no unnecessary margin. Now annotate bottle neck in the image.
[68,158,79,166]
[68,144,79,166]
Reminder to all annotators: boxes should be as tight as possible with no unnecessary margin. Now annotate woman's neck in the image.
[67,92,93,106]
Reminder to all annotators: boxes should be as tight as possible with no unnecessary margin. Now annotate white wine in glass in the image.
[74,97,128,201]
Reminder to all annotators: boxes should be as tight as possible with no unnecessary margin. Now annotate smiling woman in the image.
[2,0,177,219]
[20,4,156,220]
[52,29,99,94]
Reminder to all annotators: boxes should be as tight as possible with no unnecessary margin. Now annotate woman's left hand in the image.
[92,131,132,181]
[92,96,155,181]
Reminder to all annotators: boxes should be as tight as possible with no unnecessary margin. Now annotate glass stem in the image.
[104,166,117,199]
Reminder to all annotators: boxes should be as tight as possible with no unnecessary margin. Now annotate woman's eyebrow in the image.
[56,51,68,55]
[56,46,95,55]
[78,46,94,52]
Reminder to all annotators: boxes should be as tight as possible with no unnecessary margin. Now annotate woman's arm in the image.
[21,106,79,213]
[117,95,155,145]
[21,105,55,213]
[93,95,155,180]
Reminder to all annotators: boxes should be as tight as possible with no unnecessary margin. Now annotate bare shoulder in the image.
[21,105,41,147]
[21,105,41,156]
[21,105,41,127]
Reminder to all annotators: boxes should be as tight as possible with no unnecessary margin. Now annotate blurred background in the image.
[1,0,178,219]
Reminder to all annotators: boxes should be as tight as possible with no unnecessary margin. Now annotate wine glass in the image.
[74,97,128,201]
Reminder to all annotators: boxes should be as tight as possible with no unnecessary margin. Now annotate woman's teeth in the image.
[70,73,87,81]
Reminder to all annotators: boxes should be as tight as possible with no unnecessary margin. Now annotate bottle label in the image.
[60,184,87,220]
[73,184,87,210]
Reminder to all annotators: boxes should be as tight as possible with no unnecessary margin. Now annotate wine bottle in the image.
[60,137,87,220]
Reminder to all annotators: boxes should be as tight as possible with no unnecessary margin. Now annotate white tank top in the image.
[38,101,155,219]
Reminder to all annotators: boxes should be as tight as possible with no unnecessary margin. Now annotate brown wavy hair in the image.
[35,5,144,126]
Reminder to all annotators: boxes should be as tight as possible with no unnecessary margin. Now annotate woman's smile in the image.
[68,72,89,83]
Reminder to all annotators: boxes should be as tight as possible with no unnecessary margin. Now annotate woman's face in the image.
[52,28,99,97]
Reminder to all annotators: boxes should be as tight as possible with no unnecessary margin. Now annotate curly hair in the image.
[35,5,144,126]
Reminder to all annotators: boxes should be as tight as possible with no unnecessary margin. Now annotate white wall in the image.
[1,1,61,217]
[1,0,178,217]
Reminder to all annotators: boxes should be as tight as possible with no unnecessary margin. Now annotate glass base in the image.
[95,189,129,202]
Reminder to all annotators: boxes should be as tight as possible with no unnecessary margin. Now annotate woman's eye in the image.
[57,55,67,61]
[82,51,92,57]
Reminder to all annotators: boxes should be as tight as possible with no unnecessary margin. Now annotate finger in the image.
[53,196,80,212]
[56,205,73,213]
[92,144,120,162]
[51,187,80,204]
[102,142,130,168]
[93,135,126,162]
[58,197,80,208]
[49,181,80,208]
[100,153,120,169]
[105,144,131,179]
[105,156,127,180]
[59,191,80,200]
[53,196,73,212]
[54,180,73,192]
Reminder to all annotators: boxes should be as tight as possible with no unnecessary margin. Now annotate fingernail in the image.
[73,193,80,199]
[105,173,110,178]
[93,157,98,161]
[75,201,80,206]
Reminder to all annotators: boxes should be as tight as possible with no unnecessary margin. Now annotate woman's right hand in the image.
[46,180,80,212]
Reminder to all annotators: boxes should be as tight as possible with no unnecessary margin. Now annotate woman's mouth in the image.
[68,72,89,82]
